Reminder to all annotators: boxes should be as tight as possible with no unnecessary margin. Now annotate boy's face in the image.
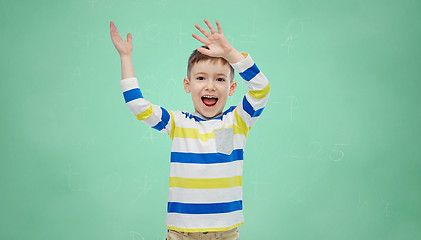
[184,60,237,118]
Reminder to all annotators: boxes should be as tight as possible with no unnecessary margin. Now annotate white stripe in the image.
[126,98,150,115]
[119,77,139,92]
[170,161,243,178]
[245,72,269,91]
[176,119,222,133]
[248,117,258,129]
[172,137,216,152]
[245,92,269,111]
[142,104,162,127]
[171,134,246,153]
[166,211,244,230]
[168,187,242,204]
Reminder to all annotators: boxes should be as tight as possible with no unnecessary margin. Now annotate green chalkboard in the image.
[1,0,420,239]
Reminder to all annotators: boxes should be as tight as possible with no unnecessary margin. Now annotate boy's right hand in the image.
[110,21,133,56]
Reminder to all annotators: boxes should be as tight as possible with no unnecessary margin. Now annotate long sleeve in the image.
[119,77,175,138]
[230,53,270,136]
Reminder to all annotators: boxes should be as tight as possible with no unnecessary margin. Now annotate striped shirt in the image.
[119,53,270,232]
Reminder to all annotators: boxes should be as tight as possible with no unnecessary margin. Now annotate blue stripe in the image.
[223,106,236,116]
[239,63,260,81]
[168,200,242,214]
[254,107,264,117]
[152,107,170,131]
[181,106,236,122]
[182,112,206,122]
[171,149,243,164]
[242,97,264,117]
[123,88,143,103]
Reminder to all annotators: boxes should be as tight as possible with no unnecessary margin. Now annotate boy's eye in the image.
[217,78,225,82]
[197,77,205,80]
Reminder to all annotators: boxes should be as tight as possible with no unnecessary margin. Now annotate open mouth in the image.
[201,95,218,107]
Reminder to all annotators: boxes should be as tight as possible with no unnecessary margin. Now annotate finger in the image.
[215,21,223,33]
[110,22,120,36]
[110,21,114,33]
[127,33,132,44]
[204,19,216,34]
[197,47,213,56]
[110,24,124,45]
[195,24,210,38]
[192,34,209,45]
[110,21,118,32]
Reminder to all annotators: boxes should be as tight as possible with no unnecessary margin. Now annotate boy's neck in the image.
[192,111,223,120]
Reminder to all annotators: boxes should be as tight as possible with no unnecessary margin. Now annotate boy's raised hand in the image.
[110,21,133,56]
[193,19,244,63]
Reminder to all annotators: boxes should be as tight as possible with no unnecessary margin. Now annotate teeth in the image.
[202,95,217,98]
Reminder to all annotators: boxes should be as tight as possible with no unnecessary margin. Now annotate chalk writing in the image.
[288,140,300,160]
[289,95,299,121]
[141,127,156,143]
[280,18,304,54]
[252,173,271,200]
[131,231,145,240]
[66,164,83,191]
[308,141,322,160]
[102,172,122,193]
[177,23,189,45]
[331,144,347,162]
[130,175,152,203]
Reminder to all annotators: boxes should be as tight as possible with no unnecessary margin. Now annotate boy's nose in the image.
[205,80,215,91]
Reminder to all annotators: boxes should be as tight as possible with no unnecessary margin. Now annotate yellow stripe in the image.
[136,104,153,120]
[167,222,244,233]
[171,110,251,140]
[169,110,175,140]
[173,126,215,142]
[169,176,242,189]
[233,108,251,137]
[249,83,270,99]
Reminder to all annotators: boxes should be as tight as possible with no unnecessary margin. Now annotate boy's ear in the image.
[184,78,191,93]
[229,81,237,96]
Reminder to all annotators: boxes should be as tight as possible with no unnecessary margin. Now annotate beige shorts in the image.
[166,227,239,240]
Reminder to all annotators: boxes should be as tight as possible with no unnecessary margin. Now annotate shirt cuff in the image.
[119,77,139,92]
[229,52,255,74]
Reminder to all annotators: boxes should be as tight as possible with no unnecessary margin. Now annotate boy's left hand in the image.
[193,19,244,63]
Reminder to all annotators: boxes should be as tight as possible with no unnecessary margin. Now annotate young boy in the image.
[110,19,270,240]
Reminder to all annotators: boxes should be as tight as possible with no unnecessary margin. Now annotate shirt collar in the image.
[192,111,223,121]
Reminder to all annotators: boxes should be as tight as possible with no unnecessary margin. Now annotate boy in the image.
[110,19,270,240]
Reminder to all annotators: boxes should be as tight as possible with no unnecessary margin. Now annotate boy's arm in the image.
[110,21,135,79]
[230,53,270,131]
[120,55,135,79]
[110,21,175,138]
[193,20,270,131]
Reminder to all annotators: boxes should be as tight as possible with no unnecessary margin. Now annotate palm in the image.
[110,21,132,55]
[206,34,232,56]
[192,19,233,58]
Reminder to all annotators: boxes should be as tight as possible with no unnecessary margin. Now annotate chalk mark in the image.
[102,172,122,193]
[289,96,299,121]
[308,141,322,160]
[251,173,271,200]
[130,175,152,203]
[288,140,300,160]
[66,164,83,191]
[331,144,348,162]
[280,18,304,54]
[131,231,145,240]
